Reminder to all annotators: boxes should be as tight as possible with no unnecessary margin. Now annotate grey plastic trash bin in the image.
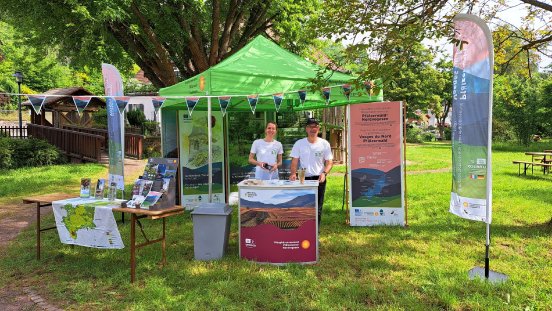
[191,202,233,260]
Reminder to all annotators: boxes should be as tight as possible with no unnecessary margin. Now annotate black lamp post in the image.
[12,71,23,138]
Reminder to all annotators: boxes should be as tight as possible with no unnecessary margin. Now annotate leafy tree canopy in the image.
[0,0,319,88]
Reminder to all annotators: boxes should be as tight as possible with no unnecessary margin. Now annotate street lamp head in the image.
[12,71,23,83]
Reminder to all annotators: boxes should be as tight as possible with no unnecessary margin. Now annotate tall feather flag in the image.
[186,97,200,116]
[247,94,259,114]
[113,96,131,114]
[272,93,283,112]
[72,96,92,116]
[27,95,47,115]
[342,84,352,100]
[298,90,307,106]
[151,96,166,112]
[450,14,505,282]
[322,87,331,105]
[364,81,375,96]
[218,96,231,116]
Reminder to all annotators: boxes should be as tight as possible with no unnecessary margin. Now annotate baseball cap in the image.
[305,118,319,126]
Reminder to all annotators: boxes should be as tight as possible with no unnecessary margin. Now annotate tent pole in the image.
[208,94,213,203]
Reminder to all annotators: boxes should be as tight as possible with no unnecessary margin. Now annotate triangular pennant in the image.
[218,96,231,116]
[298,90,307,106]
[186,97,200,116]
[322,87,331,105]
[113,96,130,114]
[247,94,258,114]
[72,96,92,116]
[342,84,352,100]
[273,93,283,112]
[364,80,375,96]
[27,95,46,115]
[151,96,166,112]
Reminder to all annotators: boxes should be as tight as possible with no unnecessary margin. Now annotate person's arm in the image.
[318,159,333,182]
[289,157,298,180]
[271,153,282,172]
[248,152,258,166]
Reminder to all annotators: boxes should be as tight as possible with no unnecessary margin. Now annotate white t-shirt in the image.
[250,139,283,180]
[290,138,333,177]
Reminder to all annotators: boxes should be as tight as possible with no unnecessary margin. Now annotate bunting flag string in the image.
[113,96,131,114]
[273,93,283,112]
[1,81,380,116]
[27,95,47,115]
[322,87,331,105]
[72,96,92,116]
[186,97,200,116]
[364,80,375,96]
[342,84,351,100]
[151,96,166,112]
[218,96,231,116]
[247,94,259,114]
[298,90,307,106]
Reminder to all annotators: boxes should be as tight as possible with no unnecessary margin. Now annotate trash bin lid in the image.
[191,202,232,215]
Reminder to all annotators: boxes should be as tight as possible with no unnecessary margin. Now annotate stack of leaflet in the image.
[127,158,178,210]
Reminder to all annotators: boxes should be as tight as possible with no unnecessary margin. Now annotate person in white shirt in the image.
[248,121,283,180]
[289,118,333,226]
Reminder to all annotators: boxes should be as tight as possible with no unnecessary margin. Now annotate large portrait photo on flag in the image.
[449,14,493,223]
[348,102,405,226]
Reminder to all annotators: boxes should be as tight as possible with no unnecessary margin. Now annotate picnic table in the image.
[512,151,552,175]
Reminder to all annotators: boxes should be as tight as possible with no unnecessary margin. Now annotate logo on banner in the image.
[199,76,205,91]
[301,240,311,249]
[245,238,256,248]
[354,209,362,216]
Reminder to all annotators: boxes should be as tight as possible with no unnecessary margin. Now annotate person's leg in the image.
[317,180,327,226]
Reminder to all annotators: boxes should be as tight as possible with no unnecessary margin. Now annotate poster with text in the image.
[179,110,225,209]
[348,102,405,226]
[239,187,317,263]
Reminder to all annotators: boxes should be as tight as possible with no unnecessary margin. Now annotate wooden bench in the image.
[512,161,552,175]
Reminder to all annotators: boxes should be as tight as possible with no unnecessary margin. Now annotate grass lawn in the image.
[0,142,551,310]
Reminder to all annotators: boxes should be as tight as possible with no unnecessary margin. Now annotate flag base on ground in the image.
[468,266,508,284]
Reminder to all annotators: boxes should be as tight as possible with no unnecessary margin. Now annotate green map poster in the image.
[179,110,225,209]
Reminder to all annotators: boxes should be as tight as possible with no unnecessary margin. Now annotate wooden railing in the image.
[0,126,27,138]
[64,125,144,159]
[28,124,104,162]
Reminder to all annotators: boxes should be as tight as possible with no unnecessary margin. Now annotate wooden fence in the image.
[64,125,144,159]
[27,124,104,162]
[0,126,27,138]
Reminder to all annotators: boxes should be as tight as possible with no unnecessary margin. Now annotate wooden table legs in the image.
[35,202,57,260]
[129,215,167,283]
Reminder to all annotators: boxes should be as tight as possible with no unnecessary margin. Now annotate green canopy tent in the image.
[159,35,383,203]
[159,35,382,112]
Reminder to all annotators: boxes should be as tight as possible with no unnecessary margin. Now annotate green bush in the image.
[143,121,159,136]
[406,126,424,143]
[127,109,146,127]
[0,139,13,169]
[422,132,435,142]
[0,137,66,169]
[444,127,452,140]
[92,108,108,129]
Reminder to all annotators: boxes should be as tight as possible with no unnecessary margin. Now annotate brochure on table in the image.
[126,158,178,210]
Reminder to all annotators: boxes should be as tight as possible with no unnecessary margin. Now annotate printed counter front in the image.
[237,179,319,264]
